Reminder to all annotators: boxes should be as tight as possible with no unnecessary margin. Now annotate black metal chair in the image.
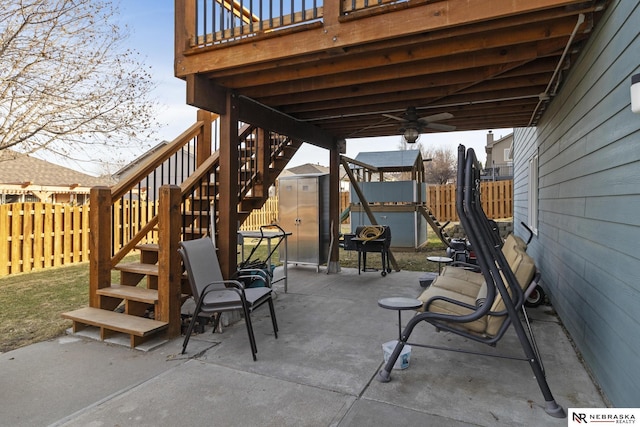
[178,237,278,361]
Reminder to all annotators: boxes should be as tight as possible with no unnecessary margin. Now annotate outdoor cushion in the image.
[416,234,537,337]
[429,274,484,298]
[417,287,487,334]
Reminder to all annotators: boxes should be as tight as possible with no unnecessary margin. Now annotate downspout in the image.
[527,13,585,126]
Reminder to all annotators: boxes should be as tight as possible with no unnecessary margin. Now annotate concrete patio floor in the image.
[1,265,605,426]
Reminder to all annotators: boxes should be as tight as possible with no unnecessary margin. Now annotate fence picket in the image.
[427,180,513,222]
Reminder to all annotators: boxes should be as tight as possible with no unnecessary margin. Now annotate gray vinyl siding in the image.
[513,0,640,407]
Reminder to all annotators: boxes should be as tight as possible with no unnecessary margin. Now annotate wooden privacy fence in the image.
[0,200,159,277]
[427,180,513,222]
[1,202,89,277]
[1,185,508,276]
[239,197,279,231]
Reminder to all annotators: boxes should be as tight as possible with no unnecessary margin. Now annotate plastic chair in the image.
[178,237,278,360]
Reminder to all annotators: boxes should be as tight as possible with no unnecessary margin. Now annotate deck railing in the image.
[193,0,324,47]
[186,0,433,47]
[341,0,412,15]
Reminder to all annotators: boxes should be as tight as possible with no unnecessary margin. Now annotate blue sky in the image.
[119,1,510,168]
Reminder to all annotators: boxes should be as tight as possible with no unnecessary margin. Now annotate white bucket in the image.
[382,340,411,370]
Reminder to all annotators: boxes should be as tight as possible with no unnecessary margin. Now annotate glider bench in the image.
[416,234,536,337]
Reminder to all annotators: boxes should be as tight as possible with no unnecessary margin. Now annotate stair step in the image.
[181,227,208,236]
[97,285,159,304]
[62,307,168,348]
[115,262,159,276]
[136,243,159,252]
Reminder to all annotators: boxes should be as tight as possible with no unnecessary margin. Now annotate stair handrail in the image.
[111,121,205,201]
[108,119,212,265]
[180,151,220,197]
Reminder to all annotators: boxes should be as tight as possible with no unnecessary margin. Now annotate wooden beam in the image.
[89,187,112,308]
[218,91,240,279]
[206,5,597,80]
[157,185,182,337]
[237,96,335,150]
[186,74,227,114]
[186,76,335,149]
[327,143,341,273]
[176,0,592,76]
[269,66,553,112]
[241,39,568,99]
[217,15,582,89]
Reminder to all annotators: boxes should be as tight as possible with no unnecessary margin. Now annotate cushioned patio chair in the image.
[179,237,278,361]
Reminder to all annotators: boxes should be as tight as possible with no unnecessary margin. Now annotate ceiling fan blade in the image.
[418,112,454,123]
[425,122,457,132]
[382,113,407,122]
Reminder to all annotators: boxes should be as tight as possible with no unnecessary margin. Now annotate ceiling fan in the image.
[382,107,456,143]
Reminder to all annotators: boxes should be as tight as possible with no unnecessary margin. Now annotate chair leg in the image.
[377,339,407,382]
[377,317,419,382]
[211,312,221,334]
[182,294,208,355]
[181,313,198,354]
[242,305,258,361]
[268,297,278,338]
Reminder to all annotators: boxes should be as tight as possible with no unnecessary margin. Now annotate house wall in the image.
[487,135,513,165]
[513,0,640,406]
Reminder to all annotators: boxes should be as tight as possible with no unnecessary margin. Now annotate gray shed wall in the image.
[513,0,640,406]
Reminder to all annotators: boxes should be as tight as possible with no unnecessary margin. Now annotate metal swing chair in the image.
[376,145,566,419]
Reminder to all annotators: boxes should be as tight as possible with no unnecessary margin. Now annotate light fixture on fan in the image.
[402,126,420,143]
[382,107,456,143]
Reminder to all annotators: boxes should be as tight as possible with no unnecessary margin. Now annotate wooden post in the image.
[89,187,112,308]
[174,0,193,76]
[327,142,341,273]
[157,185,182,337]
[196,109,213,167]
[218,90,240,279]
[255,128,269,198]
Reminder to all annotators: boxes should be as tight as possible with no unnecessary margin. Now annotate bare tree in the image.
[422,145,456,184]
[0,0,157,165]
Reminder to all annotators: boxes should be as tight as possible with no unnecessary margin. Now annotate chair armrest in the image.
[425,295,478,312]
[201,280,246,296]
[233,269,272,288]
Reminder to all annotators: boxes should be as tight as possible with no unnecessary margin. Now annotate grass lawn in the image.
[0,237,447,353]
[0,254,137,353]
[0,262,91,353]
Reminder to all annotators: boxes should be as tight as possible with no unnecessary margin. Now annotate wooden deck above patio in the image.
[175,0,608,142]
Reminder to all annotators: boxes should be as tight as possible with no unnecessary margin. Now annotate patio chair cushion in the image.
[416,287,488,333]
[416,234,537,337]
[440,233,527,282]
[429,275,483,298]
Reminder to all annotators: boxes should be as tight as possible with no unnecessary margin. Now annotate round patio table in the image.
[378,297,423,340]
[427,256,454,274]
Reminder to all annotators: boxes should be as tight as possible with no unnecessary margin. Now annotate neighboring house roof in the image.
[0,150,109,189]
[112,140,188,181]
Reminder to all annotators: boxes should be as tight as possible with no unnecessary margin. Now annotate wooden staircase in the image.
[62,112,302,348]
[62,243,169,347]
